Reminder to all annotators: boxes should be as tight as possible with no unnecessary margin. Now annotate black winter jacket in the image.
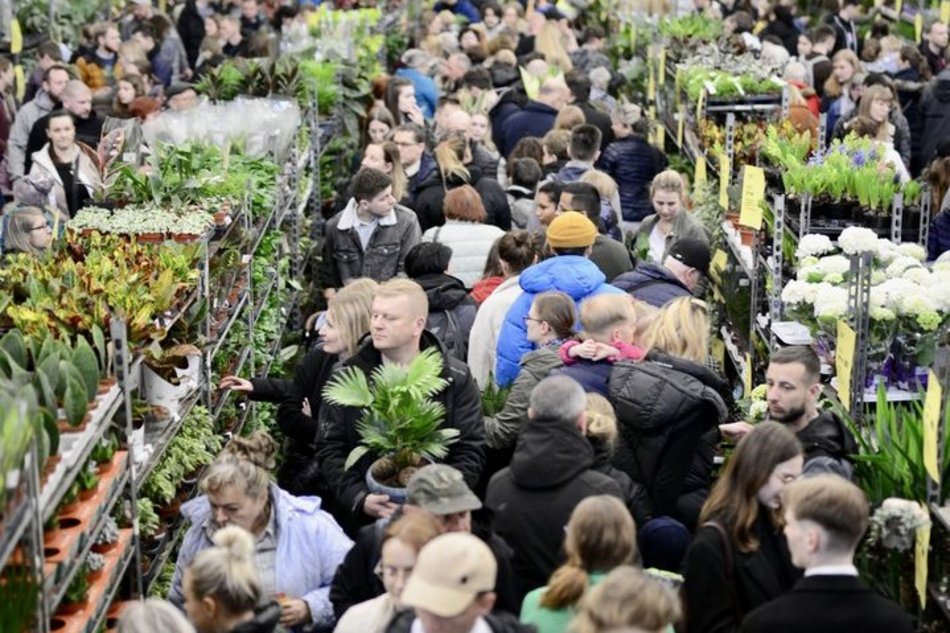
[329,507,520,620]
[919,69,950,167]
[414,273,477,361]
[589,438,653,527]
[486,417,624,601]
[609,353,729,530]
[230,602,281,633]
[613,263,692,307]
[797,410,858,477]
[413,165,512,233]
[317,332,485,519]
[597,136,668,222]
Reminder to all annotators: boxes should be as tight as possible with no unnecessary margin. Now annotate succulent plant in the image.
[85,551,106,573]
[95,516,119,547]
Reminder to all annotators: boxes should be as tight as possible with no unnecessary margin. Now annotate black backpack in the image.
[426,309,468,361]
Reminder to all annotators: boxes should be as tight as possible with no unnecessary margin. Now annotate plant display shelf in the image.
[40,384,122,523]
[211,345,253,423]
[136,389,203,486]
[44,453,130,619]
[142,510,186,596]
[0,442,41,570]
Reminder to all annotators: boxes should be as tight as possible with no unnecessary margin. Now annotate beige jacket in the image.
[27,143,101,221]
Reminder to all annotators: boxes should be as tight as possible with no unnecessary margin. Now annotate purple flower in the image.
[852,149,867,167]
[808,152,825,166]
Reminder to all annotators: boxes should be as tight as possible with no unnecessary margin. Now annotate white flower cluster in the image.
[814,285,849,320]
[837,227,879,255]
[781,279,821,305]
[795,234,835,259]
[885,256,923,279]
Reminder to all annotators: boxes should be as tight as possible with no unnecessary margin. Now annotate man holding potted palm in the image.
[318,279,485,533]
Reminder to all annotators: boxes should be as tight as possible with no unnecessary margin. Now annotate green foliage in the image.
[71,338,100,402]
[148,560,177,599]
[64,566,89,605]
[0,563,38,633]
[481,377,510,417]
[137,497,161,539]
[323,348,458,472]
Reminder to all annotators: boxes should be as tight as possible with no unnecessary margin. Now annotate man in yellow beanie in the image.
[493,211,626,387]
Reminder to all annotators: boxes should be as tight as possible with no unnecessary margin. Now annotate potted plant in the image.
[85,551,106,582]
[322,348,460,501]
[137,497,164,553]
[92,434,119,476]
[59,566,90,615]
[59,482,81,516]
[77,462,100,501]
[0,563,39,633]
[93,516,120,553]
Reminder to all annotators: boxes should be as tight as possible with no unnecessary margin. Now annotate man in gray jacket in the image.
[320,167,421,300]
[7,64,69,182]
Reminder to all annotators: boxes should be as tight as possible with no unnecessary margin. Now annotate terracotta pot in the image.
[136,232,165,243]
[172,233,201,243]
[78,483,98,501]
[87,568,104,583]
[92,540,119,554]
[739,229,756,247]
[58,598,89,616]
[58,420,87,433]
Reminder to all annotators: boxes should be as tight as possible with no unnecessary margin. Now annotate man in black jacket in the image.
[740,475,913,633]
[766,346,857,477]
[330,465,519,619]
[486,375,623,601]
[564,70,614,149]
[25,80,103,174]
[318,279,485,530]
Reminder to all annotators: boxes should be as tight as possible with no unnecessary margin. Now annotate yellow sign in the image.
[658,48,667,87]
[923,370,943,483]
[648,105,656,120]
[648,68,656,102]
[942,1,950,24]
[695,89,706,122]
[739,165,766,230]
[711,338,725,368]
[743,353,753,396]
[654,125,664,150]
[915,522,930,609]
[710,248,728,285]
[915,13,924,44]
[896,0,903,16]
[10,18,22,55]
[13,66,25,102]
[677,110,685,147]
[718,153,730,210]
[835,320,857,410]
[695,155,707,188]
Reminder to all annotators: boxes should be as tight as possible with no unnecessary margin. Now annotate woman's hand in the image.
[302,398,311,417]
[219,376,254,392]
[279,598,311,627]
[402,102,425,125]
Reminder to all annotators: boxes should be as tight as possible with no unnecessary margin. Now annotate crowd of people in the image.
[1,0,947,631]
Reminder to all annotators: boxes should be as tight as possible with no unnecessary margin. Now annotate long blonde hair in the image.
[570,566,681,633]
[823,49,860,99]
[534,21,573,71]
[584,393,618,448]
[328,278,377,357]
[187,526,261,617]
[434,132,470,184]
[539,496,635,609]
[640,297,709,364]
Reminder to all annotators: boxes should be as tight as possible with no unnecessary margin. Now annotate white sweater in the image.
[467,276,523,389]
[421,220,505,288]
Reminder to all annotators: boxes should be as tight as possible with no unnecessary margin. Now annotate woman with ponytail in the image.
[170,432,354,631]
[183,526,279,633]
[413,130,512,233]
[519,495,636,633]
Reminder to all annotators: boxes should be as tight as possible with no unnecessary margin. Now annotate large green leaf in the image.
[71,338,99,402]
[63,372,88,427]
[0,330,28,370]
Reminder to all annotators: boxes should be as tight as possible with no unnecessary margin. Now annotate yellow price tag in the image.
[695,89,706,122]
[835,320,857,410]
[675,69,682,108]
[13,66,25,102]
[718,153,730,210]
[743,353,753,396]
[915,13,924,44]
[648,105,656,120]
[710,248,728,284]
[739,165,766,229]
[915,521,930,609]
[677,110,685,148]
[629,25,637,50]
[896,0,903,15]
[711,338,725,368]
[942,1,950,24]
[654,125,664,150]
[10,18,22,55]
[658,48,667,87]
[695,155,707,188]
[648,69,656,102]
[159,0,167,14]
[923,370,943,483]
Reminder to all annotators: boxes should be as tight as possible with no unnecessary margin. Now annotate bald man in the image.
[25,80,103,171]
[498,78,569,157]
[317,278,485,533]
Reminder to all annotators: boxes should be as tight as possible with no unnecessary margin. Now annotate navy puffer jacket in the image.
[597,136,668,222]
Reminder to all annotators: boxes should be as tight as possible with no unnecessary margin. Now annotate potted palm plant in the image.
[322,348,460,502]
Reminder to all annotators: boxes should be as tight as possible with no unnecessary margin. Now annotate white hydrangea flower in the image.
[800,255,820,268]
[902,267,931,284]
[900,293,937,316]
[869,306,897,322]
[885,256,924,279]
[797,265,824,283]
[817,254,851,277]
[838,227,879,255]
[781,280,814,305]
[796,234,835,260]
[929,283,950,312]
[870,270,887,285]
[814,285,849,320]
[875,238,900,265]
[934,261,950,273]
[749,400,769,420]
[897,242,927,261]
[876,278,920,310]
[824,273,845,285]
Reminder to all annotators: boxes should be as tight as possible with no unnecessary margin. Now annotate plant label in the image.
[835,320,856,410]
[739,165,766,229]
[943,1,950,23]
[658,49,667,87]
[677,110,685,147]
[718,153,730,210]
[695,155,707,189]
[923,370,942,483]
[915,522,930,609]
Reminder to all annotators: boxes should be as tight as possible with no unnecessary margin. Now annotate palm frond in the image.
[322,366,374,408]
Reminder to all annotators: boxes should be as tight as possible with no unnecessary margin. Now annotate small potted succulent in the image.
[85,551,106,582]
[59,567,89,615]
[93,516,120,553]
[77,462,100,501]
[91,434,118,476]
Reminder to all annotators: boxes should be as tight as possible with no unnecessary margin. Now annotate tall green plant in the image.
[322,348,459,473]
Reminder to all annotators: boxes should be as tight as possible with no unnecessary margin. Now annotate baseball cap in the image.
[400,532,497,617]
[546,211,598,249]
[407,464,482,515]
[667,238,711,275]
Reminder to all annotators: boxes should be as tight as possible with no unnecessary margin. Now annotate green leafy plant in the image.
[137,498,161,539]
[322,348,458,484]
[481,377,511,417]
[0,563,39,633]
[77,462,100,493]
[64,566,89,605]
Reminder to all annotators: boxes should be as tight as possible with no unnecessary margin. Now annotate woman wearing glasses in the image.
[334,513,440,633]
[2,206,53,255]
[683,423,803,632]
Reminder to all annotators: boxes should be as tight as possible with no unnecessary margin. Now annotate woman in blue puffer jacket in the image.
[597,103,667,228]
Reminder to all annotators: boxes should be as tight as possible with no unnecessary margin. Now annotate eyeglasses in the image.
[28,223,51,232]
[523,315,543,325]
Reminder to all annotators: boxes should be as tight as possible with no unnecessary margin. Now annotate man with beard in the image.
[765,346,857,477]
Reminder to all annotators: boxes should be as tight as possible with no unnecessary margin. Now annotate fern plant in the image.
[322,348,459,483]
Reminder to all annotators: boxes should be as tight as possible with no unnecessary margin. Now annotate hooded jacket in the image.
[26,110,104,175]
[486,417,624,599]
[919,68,950,167]
[609,353,730,529]
[589,437,653,527]
[597,135,668,222]
[406,152,437,209]
[421,220,505,288]
[170,486,353,630]
[494,256,625,387]
[320,199,421,290]
[469,275,524,389]
[414,272,478,360]
[613,262,692,307]
[317,331,485,519]
[797,409,858,478]
[28,143,101,221]
[506,185,537,229]
[413,164,512,233]
[629,211,710,267]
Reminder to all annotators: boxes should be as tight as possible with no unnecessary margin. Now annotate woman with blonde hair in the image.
[335,513,441,633]
[361,141,409,204]
[570,566,681,633]
[579,170,623,241]
[521,496,637,632]
[183,526,280,632]
[170,432,353,629]
[118,599,196,633]
[821,49,862,144]
[218,280,376,494]
[535,20,574,71]
[683,423,803,631]
[629,170,709,266]
[609,297,740,533]
[2,206,53,255]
